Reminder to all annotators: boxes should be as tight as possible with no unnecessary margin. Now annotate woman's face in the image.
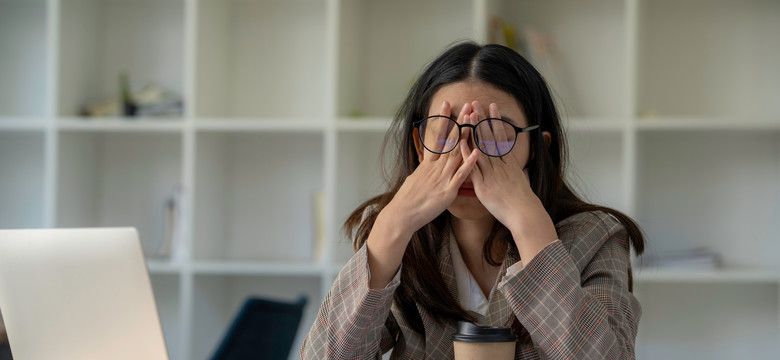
[419,80,534,222]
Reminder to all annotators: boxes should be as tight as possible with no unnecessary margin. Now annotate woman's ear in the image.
[412,128,425,162]
[530,131,553,161]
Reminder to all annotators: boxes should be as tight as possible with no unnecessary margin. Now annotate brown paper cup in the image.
[452,322,516,360]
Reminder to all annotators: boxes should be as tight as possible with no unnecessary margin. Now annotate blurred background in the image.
[1,0,779,359]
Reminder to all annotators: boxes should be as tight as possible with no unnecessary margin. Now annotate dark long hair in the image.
[344,41,645,338]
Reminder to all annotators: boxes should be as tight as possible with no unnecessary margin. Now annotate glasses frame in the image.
[412,115,540,157]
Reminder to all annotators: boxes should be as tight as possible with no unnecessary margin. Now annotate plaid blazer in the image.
[301,210,641,359]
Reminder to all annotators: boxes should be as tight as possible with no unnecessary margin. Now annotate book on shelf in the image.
[312,190,325,263]
[489,18,577,117]
[0,309,6,343]
[147,185,184,262]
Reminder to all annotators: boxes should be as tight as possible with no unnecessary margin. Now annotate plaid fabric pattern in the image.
[301,211,641,359]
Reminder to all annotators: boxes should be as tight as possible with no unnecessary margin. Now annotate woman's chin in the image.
[447,196,493,221]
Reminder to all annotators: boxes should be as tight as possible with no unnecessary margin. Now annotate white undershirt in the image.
[450,235,523,316]
[449,235,491,316]
[449,236,526,316]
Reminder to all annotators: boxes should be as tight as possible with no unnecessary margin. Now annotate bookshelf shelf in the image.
[1,0,778,359]
[191,261,325,277]
[335,118,393,132]
[635,268,780,284]
[636,117,780,131]
[565,118,627,132]
[146,259,183,275]
[57,118,185,132]
[0,117,48,131]
[194,119,327,132]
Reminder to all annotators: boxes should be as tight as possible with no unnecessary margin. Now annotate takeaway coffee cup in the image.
[452,321,516,360]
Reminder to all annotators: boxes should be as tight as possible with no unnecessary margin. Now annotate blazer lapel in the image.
[484,250,521,327]
[437,230,459,302]
[416,232,458,358]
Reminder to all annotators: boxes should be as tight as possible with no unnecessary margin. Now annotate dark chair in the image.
[211,296,307,360]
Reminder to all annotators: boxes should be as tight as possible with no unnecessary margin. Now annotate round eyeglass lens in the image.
[475,119,516,156]
[420,116,459,154]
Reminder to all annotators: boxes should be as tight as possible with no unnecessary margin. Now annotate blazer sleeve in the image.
[300,243,402,359]
[497,211,642,360]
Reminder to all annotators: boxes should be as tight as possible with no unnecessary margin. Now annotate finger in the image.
[445,102,469,157]
[470,148,484,186]
[443,138,465,176]
[450,148,479,189]
[471,112,493,171]
[441,111,470,175]
[476,114,499,157]
[472,100,499,157]
[442,103,467,156]
[440,101,458,155]
[441,100,452,117]
[458,103,474,162]
[428,101,453,158]
[489,103,512,157]
[460,127,471,164]
[472,100,487,121]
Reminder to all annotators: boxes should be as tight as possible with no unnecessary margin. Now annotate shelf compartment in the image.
[566,131,626,213]
[58,0,185,117]
[190,274,321,360]
[150,274,182,360]
[635,282,779,359]
[0,131,47,229]
[637,0,780,118]
[193,132,324,262]
[56,132,183,258]
[637,131,780,269]
[337,0,475,118]
[194,0,329,119]
[0,0,49,117]
[487,0,628,118]
[333,131,393,264]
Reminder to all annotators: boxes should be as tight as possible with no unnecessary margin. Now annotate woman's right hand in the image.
[365,101,478,288]
[383,101,479,237]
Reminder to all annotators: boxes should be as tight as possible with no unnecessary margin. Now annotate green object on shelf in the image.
[119,72,138,117]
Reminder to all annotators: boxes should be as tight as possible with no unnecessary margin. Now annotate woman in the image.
[301,41,644,359]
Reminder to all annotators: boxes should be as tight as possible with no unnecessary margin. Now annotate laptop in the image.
[0,228,169,360]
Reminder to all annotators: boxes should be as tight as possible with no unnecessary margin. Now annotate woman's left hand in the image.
[462,101,558,260]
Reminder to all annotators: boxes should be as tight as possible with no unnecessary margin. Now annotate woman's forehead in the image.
[428,81,525,121]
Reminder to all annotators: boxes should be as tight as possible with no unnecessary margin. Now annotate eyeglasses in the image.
[413,115,539,157]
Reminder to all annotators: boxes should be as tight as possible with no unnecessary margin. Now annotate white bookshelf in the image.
[0,0,778,359]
